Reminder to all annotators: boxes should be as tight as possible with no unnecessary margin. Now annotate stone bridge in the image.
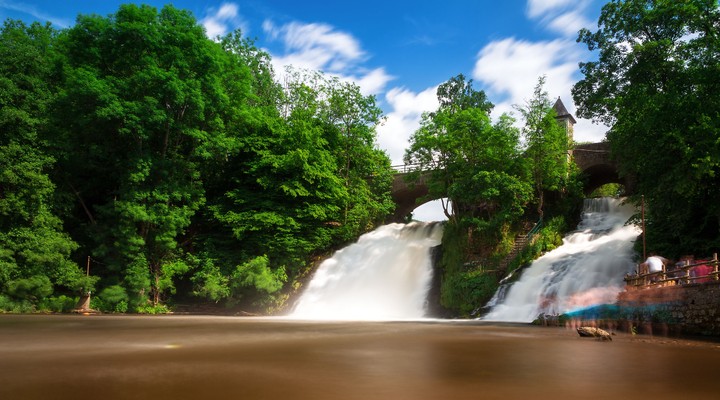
[390,141,631,221]
[572,142,633,195]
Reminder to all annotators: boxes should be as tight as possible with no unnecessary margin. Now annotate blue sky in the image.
[1,0,609,220]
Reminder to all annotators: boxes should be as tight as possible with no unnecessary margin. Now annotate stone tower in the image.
[553,97,576,144]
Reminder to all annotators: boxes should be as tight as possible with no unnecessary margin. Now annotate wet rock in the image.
[577,326,612,341]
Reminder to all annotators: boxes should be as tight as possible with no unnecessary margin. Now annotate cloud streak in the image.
[263,19,394,96]
[0,0,72,27]
[201,2,246,39]
[472,36,607,142]
[473,38,580,113]
[526,0,595,38]
[376,86,439,165]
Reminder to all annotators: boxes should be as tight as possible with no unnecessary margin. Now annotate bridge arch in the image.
[389,142,633,221]
[388,99,632,220]
[390,171,438,222]
[572,142,633,195]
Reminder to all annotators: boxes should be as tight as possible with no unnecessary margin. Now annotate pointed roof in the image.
[553,97,577,124]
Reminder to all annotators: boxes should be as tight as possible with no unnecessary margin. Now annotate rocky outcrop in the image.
[577,326,612,341]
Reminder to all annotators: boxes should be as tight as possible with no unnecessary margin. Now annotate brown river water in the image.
[1,314,719,400]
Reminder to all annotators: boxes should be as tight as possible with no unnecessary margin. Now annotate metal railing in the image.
[390,163,423,173]
[526,218,543,243]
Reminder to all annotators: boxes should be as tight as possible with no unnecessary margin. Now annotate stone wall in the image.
[617,281,720,336]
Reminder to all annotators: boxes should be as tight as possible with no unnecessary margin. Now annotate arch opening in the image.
[410,198,451,222]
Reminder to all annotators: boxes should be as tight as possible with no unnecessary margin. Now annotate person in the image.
[674,255,694,284]
[639,254,669,282]
[691,260,713,284]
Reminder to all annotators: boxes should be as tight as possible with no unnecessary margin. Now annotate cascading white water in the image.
[482,197,641,322]
[290,222,443,320]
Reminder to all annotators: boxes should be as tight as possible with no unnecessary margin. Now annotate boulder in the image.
[577,326,612,341]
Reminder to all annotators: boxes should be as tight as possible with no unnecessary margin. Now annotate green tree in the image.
[196,65,393,311]
[573,0,720,255]
[516,76,570,218]
[0,20,88,302]
[404,74,530,226]
[318,72,394,238]
[52,5,243,307]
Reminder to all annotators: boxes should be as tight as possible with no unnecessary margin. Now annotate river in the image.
[2,314,720,400]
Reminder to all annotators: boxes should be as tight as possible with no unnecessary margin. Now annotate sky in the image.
[1,0,610,220]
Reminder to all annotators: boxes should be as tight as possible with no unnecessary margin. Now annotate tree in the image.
[573,0,720,255]
[404,74,530,225]
[318,73,394,238]
[195,65,393,311]
[0,20,89,303]
[516,76,570,218]
[0,5,396,313]
[52,5,243,308]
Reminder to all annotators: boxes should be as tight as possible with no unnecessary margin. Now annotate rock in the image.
[577,326,612,341]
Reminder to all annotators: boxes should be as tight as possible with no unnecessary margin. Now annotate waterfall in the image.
[482,197,641,322]
[290,222,443,320]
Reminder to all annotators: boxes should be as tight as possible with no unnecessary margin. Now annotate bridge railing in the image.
[391,163,424,173]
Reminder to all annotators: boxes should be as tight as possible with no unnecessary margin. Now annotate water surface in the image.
[1,315,719,400]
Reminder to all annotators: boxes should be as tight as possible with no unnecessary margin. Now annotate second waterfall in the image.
[482,197,641,322]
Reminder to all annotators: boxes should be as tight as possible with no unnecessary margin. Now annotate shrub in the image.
[96,285,129,313]
[6,276,53,301]
[38,295,78,313]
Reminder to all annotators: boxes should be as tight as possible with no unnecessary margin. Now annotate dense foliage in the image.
[405,75,581,315]
[0,4,393,313]
[573,0,720,257]
[516,76,573,218]
[404,74,532,228]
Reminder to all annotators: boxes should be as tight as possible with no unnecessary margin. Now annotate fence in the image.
[624,254,720,289]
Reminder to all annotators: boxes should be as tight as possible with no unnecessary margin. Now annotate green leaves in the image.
[573,0,720,255]
[405,74,529,226]
[1,4,394,312]
[0,20,83,301]
[516,76,571,217]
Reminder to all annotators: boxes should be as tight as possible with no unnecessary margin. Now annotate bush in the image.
[0,295,35,313]
[441,270,498,317]
[95,285,129,313]
[38,295,78,313]
[136,304,170,314]
[6,276,53,301]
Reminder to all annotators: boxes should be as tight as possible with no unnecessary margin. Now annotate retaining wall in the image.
[617,281,720,336]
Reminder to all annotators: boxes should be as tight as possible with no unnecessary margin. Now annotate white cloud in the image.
[264,19,394,96]
[526,0,576,18]
[548,10,592,38]
[526,0,595,38]
[343,67,395,96]
[473,37,607,142]
[376,86,439,165]
[474,38,579,108]
[413,199,450,222]
[264,20,364,71]
[573,118,608,143]
[201,2,245,39]
[0,0,72,27]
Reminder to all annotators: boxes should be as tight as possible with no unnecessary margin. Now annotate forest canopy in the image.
[0,4,394,313]
[573,0,720,257]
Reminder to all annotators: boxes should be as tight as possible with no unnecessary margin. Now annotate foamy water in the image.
[290,222,443,320]
[482,197,641,322]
